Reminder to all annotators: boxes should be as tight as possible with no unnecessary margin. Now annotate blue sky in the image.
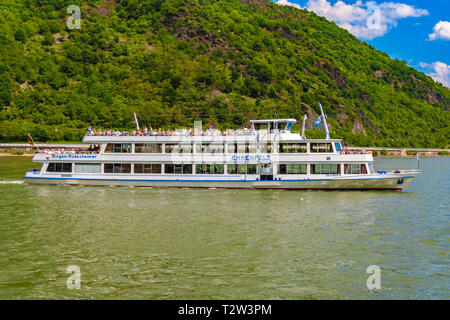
[274,0,450,87]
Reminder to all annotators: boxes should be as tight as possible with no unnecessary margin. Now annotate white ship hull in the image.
[23,172,418,190]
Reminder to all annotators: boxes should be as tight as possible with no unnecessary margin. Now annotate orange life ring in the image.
[393,169,401,174]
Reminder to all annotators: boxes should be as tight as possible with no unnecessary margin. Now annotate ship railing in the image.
[340,150,370,155]
[36,150,99,155]
[83,128,289,137]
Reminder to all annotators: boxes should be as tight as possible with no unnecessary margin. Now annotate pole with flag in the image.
[318,102,330,140]
[27,133,40,152]
[133,112,140,131]
[416,152,420,171]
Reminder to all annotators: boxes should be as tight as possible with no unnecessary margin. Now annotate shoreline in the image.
[0,152,35,157]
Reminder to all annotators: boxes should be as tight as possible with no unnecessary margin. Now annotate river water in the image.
[0,156,448,299]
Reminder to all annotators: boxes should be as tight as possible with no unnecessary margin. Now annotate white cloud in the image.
[277,0,301,9]
[428,21,450,41]
[419,62,450,88]
[275,0,429,40]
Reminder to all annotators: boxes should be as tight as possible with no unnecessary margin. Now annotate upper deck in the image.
[33,118,371,163]
[82,134,342,144]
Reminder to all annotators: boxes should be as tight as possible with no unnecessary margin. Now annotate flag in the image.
[416,153,420,160]
[27,133,40,152]
[133,112,140,131]
[27,133,34,146]
[314,117,321,128]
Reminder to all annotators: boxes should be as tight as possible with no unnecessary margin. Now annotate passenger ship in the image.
[24,114,420,191]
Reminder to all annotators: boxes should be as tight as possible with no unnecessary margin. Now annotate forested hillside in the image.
[0,0,448,147]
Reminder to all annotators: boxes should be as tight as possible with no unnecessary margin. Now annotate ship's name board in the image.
[51,154,97,159]
[231,155,271,162]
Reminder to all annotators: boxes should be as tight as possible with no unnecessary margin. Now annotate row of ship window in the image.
[105,142,335,154]
[46,163,369,175]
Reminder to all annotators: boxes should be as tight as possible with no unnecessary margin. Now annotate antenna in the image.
[301,114,307,140]
[319,102,330,140]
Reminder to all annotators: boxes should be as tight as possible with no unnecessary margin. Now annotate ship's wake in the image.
[0,180,24,184]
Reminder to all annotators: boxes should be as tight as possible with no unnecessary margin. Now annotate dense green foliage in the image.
[0,0,448,147]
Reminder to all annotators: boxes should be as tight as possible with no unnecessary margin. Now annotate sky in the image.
[274,0,450,87]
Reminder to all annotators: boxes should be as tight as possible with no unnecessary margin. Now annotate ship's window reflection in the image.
[47,163,72,173]
[310,143,333,153]
[279,164,307,174]
[105,144,132,153]
[104,163,131,173]
[164,164,192,174]
[134,164,162,174]
[227,164,257,174]
[311,164,340,174]
[195,164,224,174]
[344,164,367,174]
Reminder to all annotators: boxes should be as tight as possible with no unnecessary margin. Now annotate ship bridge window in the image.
[279,164,307,174]
[228,164,257,174]
[278,143,307,153]
[344,164,367,174]
[165,144,193,154]
[47,163,72,173]
[310,143,333,153]
[134,164,161,174]
[104,163,131,173]
[311,164,340,174]
[105,143,132,153]
[165,164,192,174]
[196,143,225,154]
[74,163,101,173]
[228,143,257,153]
[135,143,162,153]
[195,164,224,174]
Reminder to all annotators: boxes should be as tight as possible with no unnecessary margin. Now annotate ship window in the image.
[164,164,192,174]
[334,142,341,152]
[344,164,367,174]
[47,163,72,173]
[247,164,257,174]
[248,144,257,153]
[104,163,131,173]
[228,143,257,153]
[165,144,193,154]
[259,143,272,153]
[135,143,162,153]
[74,163,101,173]
[134,164,162,174]
[105,143,132,153]
[311,164,340,174]
[227,164,256,174]
[278,143,307,153]
[195,164,224,174]
[196,144,225,154]
[279,164,307,174]
[310,143,333,153]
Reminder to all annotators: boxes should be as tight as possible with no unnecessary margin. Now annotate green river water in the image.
[0,156,448,299]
